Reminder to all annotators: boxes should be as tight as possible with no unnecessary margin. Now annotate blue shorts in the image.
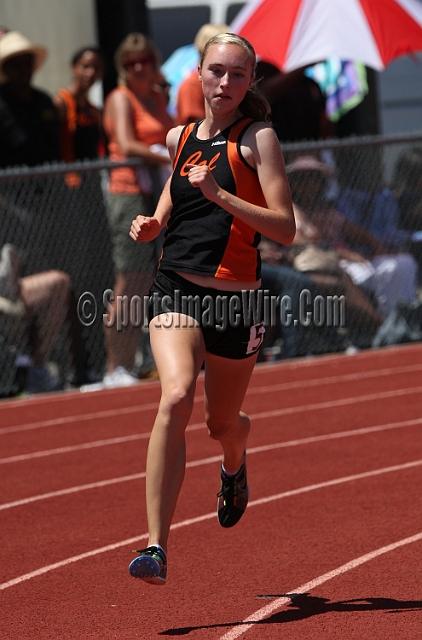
[148,270,265,360]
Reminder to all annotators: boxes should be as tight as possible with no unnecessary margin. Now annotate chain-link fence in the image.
[260,132,422,360]
[1,133,422,396]
[0,160,117,396]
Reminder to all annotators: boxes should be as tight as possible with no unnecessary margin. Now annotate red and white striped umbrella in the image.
[230,0,422,72]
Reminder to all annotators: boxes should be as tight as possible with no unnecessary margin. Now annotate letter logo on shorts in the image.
[246,321,265,354]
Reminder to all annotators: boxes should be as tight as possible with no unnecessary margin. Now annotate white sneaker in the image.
[103,366,139,388]
[79,366,139,392]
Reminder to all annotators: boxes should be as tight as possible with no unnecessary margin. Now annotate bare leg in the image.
[145,314,205,552]
[203,351,258,473]
[103,270,155,373]
[19,271,71,366]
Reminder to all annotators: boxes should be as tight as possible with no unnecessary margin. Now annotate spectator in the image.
[256,61,334,144]
[52,45,114,367]
[100,32,173,387]
[54,46,106,168]
[0,244,95,393]
[286,156,419,328]
[388,147,422,278]
[259,238,349,359]
[0,31,59,168]
[334,172,422,287]
[391,146,422,233]
[175,23,229,125]
[0,33,101,389]
[0,31,59,272]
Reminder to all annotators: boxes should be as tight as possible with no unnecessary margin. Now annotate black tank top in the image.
[159,116,267,282]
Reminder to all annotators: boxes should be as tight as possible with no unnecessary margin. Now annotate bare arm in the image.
[130,176,173,242]
[186,123,296,245]
[105,90,171,166]
[166,125,185,163]
[129,125,185,243]
[52,92,67,123]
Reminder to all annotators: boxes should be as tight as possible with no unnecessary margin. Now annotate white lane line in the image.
[2,418,422,511]
[2,385,422,465]
[245,386,422,421]
[0,454,218,511]
[0,433,150,465]
[250,362,422,396]
[0,423,199,465]
[219,532,422,640]
[0,473,147,511]
[1,458,422,591]
[254,343,422,372]
[2,362,422,436]
[256,342,422,368]
[0,401,160,435]
[246,459,422,506]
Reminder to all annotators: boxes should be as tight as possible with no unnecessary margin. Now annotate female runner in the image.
[128,33,296,585]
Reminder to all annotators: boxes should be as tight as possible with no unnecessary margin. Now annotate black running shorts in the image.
[148,270,265,360]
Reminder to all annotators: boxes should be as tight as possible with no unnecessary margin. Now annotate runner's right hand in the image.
[129,216,162,242]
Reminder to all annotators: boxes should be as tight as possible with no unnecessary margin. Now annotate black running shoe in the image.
[129,545,167,585]
[217,452,249,528]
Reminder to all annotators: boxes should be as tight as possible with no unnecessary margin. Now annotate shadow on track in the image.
[159,593,422,635]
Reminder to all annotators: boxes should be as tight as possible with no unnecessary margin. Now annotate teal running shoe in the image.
[129,545,167,585]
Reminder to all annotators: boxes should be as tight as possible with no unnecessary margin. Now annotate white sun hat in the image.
[0,31,47,82]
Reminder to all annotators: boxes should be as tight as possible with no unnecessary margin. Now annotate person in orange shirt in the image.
[54,46,105,166]
[99,33,174,388]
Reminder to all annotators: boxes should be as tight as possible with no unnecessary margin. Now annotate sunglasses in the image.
[124,56,153,70]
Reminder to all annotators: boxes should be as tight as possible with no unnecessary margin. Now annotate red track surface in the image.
[1,344,422,639]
